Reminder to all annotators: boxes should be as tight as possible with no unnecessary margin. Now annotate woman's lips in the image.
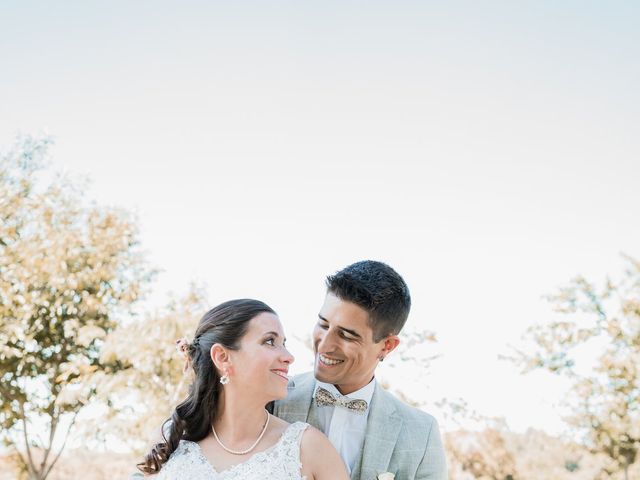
[271,369,289,380]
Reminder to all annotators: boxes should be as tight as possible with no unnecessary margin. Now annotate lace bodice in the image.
[156,422,308,480]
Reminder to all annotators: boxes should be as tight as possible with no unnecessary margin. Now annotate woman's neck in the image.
[213,391,269,443]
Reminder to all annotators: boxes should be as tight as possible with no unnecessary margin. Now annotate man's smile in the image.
[318,353,345,366]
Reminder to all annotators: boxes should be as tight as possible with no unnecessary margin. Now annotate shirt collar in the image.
[316,377,376,403]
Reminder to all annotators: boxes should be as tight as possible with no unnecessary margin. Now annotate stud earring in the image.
[220,373,230,385]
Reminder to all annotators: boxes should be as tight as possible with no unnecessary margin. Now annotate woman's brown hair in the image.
[137,298,276,474]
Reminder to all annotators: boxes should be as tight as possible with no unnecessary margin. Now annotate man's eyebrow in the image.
[339,327,361,339]
[317,315,362,339]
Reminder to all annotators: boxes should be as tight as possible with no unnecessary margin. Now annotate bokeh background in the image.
[1,2,639,479]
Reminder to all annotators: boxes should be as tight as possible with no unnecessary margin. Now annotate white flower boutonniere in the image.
[377,473,395,480]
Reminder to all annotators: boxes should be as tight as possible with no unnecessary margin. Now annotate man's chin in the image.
[313,366,337,384]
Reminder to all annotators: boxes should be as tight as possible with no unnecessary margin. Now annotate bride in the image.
[138,299,349,479]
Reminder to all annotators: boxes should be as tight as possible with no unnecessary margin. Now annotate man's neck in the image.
[333,376,375,396]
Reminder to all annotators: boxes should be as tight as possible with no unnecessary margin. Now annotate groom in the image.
[273,260,447,479]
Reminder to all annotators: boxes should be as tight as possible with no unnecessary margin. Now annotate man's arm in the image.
[416,417,447,480]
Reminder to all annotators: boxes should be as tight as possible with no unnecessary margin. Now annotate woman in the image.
[138,299,348,479]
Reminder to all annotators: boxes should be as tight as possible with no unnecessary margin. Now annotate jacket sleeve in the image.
[416,417,448,480]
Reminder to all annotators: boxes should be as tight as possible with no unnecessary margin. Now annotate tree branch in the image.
[39,406,59,475]
[42,410,79,480]
[19,404,38,478]
[41,360,62,473]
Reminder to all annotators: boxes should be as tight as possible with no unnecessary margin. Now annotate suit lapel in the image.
[306,393,323,430]
[356,384,402,480]
[350,449,364,480]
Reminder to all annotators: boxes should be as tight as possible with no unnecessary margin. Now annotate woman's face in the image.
[226,312,294,401]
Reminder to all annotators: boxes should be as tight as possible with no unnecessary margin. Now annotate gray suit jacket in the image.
[272,372,447,480]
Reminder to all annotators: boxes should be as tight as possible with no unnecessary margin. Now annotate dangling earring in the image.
[378,356,385,362]
[220,372,230,385]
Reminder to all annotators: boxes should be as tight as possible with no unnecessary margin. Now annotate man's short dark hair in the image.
[325,260,411,342]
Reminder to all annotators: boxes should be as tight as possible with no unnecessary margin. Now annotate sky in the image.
[2,1,639,437]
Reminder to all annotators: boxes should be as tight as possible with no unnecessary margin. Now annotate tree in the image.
[446,424,518,480]
[437,399,520,480]
[515,256,640,480]
[91,284,207,452]
[0,135,153,480]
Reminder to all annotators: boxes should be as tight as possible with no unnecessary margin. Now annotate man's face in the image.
[313,292,392,395]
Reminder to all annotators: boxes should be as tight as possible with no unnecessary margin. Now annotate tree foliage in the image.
[0,135,153,480]
[516,256,640,480]
[92,285,207,451]
[446,422,518,480]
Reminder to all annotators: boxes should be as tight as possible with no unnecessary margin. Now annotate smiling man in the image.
[273,260,447,480]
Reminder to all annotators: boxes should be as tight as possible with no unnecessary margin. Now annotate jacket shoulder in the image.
[378,388,446,476]
[378,385,439,428]
[387,395,447,478]
[289,371,316,389]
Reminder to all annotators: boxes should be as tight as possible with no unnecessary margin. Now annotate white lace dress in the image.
[155,422,308,480]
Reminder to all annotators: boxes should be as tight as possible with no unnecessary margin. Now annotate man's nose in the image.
[317,328,336,352]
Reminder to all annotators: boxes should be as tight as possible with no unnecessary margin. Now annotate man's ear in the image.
[210,343,233,374]
[379,335,400,360]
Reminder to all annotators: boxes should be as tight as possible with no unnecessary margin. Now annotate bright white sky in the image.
[2,1,639,437]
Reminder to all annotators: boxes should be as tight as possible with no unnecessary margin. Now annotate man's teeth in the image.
[319,354,344,365]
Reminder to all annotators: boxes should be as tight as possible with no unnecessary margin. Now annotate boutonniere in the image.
[377,473,395,480]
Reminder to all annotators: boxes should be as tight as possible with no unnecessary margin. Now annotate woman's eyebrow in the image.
[262,331,286,341]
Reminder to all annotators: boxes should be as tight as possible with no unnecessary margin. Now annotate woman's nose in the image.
[282,347,294,364]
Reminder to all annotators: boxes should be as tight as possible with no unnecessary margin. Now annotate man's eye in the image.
[318,322,329,330]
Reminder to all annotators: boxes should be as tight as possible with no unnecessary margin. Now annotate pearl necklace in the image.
[211,410,270,455]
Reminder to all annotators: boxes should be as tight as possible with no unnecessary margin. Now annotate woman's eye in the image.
[265,338,275,346]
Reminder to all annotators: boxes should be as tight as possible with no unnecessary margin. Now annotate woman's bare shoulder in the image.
[299,425,349,480]
[300,424,329,448]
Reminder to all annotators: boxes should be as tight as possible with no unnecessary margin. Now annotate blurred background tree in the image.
[90,284,207,453]
[446,419,518,480]
[2,136,639,480]
[515,256,640,480]
[0,135,154,480]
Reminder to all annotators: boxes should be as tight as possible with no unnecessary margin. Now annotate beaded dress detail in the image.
[156,422,308,480]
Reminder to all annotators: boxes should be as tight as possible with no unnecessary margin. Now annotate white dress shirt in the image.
[314,379,376,474]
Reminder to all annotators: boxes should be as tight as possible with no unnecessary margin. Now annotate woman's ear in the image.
[210,343,232,374]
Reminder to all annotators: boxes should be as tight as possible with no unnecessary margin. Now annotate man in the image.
[273,260,447,480]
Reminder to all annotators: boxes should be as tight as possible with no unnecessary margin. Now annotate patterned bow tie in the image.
[314,387,368,414]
